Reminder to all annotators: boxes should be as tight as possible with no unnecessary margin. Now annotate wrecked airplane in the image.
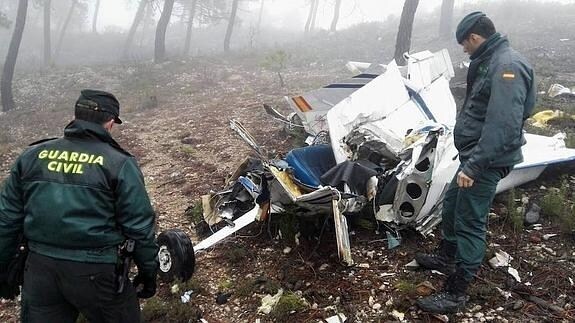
[157,49,575,281]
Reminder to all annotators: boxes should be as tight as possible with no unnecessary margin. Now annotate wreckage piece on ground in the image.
[156,49,575,281]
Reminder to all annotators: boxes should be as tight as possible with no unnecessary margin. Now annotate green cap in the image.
[456,11,486,44]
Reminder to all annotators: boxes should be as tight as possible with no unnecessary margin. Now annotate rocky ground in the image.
[1,25,575,323]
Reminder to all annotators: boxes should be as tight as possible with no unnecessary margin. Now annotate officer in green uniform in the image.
[0,90,159,322]
[415,12,536,313]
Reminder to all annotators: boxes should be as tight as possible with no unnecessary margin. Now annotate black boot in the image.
[416,268,469,314]
[415,240,456,274]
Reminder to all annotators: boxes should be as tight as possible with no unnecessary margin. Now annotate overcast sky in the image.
[96,0,575,31]
[96,0,454,30]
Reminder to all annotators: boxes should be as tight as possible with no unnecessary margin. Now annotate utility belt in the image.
[28,241,120,263]
[2,239,135,297]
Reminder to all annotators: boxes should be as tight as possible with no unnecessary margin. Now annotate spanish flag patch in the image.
[502,71,516,80]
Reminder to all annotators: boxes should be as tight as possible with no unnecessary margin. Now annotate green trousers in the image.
[441,166,510,281]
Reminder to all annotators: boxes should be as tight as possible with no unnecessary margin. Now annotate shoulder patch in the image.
[28,137,59,146]
[502,71,516,80]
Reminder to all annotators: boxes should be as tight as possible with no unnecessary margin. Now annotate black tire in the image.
[157,229,195,283]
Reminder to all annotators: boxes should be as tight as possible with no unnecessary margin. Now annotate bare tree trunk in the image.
[138,2,153,49]
[223,0,239,53]
[1,0,27,112]
[330,0,341,32]
[92,0,100,34]
[439,0,454,40]
[256,0,264,32]
[43,0,51,66]
[54,0,77,61]
[304,0,316,33]
[124,0,148,58]
[394,0,419,66]
[310,0,319,32]
[183,0,197,56]
[154,0,175,63]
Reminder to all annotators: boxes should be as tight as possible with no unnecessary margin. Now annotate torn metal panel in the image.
[194,205,260,252]
[230,119,266,158]
[405,49,455,89]
[328,61,411,164]
[345,61,385,74]
[333,198,353,266]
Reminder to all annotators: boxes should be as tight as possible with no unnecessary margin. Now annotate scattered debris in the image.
[391,309,405,321]
[405,259,419,269]
[488,251,513,268]
[325,313,347,323]
[258,289,284,314]
[530,109,574,127]
[542,246,557,256]
[508,267,522,283]
[496,287,512,300]
[542,233,558,240]
[386,231,402,249]
[180,290,193,303]
[548,83,575,98]
[216,292,231,305]
[431,314,449,322]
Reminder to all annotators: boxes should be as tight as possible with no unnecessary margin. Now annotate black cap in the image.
[75,89,122,124]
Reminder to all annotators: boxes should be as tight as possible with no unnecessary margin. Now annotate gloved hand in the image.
[132,272,157,299]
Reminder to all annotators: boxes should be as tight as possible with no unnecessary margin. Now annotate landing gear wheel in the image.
[157,229,195,283]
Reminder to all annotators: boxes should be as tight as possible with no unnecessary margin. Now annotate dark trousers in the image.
[441,167,509,281]
[21,252,140,323]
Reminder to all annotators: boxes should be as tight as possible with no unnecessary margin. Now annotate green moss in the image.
[394,280,417,295]
[184,201,204,225]
[218,279,233,291]
[141,298,202,323]
[355,218,377,230]
[506,189,524,232]
[177,277,205,295]
[236,277,282,298]
[223,245,250,265]
[181,144,196,156]
[540,178,575,233]
[276,207,299,244]
[270,292,308,322]
[235,278,257,297]
[565,132,575,149]
[541,188,565,218]
[76,314,88,323]
[259,278,282,295]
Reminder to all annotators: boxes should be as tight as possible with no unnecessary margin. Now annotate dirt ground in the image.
[2,20,575,322]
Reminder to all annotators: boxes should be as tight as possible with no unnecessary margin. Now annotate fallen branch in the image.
[519,293,566,315]
[157,177,185,188]
[474,275,566,316]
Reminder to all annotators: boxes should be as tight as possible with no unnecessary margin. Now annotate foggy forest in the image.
[1,0,575,321]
